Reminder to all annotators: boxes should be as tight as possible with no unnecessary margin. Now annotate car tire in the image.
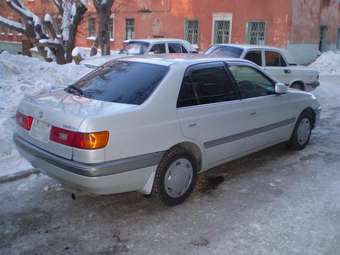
[287,111,313,150]
[152,147,197,206]
[291,82,305,91]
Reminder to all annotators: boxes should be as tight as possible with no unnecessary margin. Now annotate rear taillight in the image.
[16,111,33,130]
[50,126,109,150]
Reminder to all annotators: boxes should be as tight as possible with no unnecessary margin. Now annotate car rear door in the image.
[228,63,296,151]
[176,62,256,169]
[263,50,291,84]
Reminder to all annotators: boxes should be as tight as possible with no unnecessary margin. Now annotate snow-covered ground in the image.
[309,50,340,75]
[0,52,91,176]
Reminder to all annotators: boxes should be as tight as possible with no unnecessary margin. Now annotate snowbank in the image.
[309,51,340,75]
[0,52,91,174]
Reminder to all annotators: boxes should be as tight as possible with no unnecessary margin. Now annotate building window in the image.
[125,18,135,40]
[247,21,266,45]
[185,20,199,45]
[108,16,115,40]
[88,17,96,38]
[212,13,232,44]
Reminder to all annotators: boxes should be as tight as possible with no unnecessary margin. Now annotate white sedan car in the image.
[14,55,321,206]
[206,44,320,91]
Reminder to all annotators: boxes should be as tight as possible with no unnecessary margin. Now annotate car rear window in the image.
[205,45,244,58]
[68,61,169,105]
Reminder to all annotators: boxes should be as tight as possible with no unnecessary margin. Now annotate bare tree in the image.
[93,0,114,56]
[0,0,87,64]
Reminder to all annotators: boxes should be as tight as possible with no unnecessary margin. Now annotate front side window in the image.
[265,51,287,67]
[150,43,166,54]
[247,21,266,45]
[168,43,183,53]
[185,20,199,45]
[119,41,150,55]
[125,18,135,40]
[177,62,239,107]
[68,61,169,105]
[88,17,96,37]
[229,65,275,99]
[205,45,243,58]
[244,51,262,66]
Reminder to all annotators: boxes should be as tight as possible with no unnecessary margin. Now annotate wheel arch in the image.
[300,107,316,129]
[166,141,203,172]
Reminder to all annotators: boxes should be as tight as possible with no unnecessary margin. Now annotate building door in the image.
[319,26,328,52]
[212,13,232,44]
[337,28,340,50]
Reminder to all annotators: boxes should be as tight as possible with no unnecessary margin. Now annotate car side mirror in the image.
[275,82,288,95]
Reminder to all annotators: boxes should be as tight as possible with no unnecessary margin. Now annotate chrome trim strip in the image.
[204,118,296,149]
[14,134,164,177]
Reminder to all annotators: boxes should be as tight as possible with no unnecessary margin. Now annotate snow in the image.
[0,51,91,175]
[44,13,53,23]
[309,51,340,75]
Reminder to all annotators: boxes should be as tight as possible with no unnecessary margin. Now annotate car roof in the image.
[125,38,189,44]
[212,44,284,51]
[120,54,252,67]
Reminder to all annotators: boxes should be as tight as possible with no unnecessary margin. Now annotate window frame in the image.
[87,17,96,38]
[108,15,115,40]
[125,18,135,40]
[228,62,277,99]
[184,19,199,45]
[176,61,241,108]
[211,13,232,44]
[264,50,288,67]
[246,21,266,45]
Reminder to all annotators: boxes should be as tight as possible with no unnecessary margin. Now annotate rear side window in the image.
[265,51,287,67]
[244,51,262,66]
[70,61,169,105]
[177,62,239,107]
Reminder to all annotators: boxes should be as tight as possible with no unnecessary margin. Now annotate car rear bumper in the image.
[305,80,320,91]
[14,134,161,195]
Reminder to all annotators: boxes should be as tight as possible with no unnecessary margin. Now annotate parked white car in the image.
[205,44,320,91]
[14,55,321,206]
[82,38,197,68]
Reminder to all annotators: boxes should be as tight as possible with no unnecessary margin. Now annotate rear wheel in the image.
[287,111,313,150]
[152,147,197,206]
[291,82,305,91]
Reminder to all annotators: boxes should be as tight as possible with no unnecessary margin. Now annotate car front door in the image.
[263,50,291,84]
[228,64,296,151]
[244,50,263,67]
[176,62,258,169]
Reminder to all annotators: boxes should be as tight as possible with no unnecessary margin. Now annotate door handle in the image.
[250,111,257,116]
[284,69,291,74]
[188,123,197,128]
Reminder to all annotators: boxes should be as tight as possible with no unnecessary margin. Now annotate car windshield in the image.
[119,41,150,55]
[66,61,169,105]
[205,45,244,58]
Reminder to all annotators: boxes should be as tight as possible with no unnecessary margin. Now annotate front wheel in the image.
[287,111,313,150]
[152,148,197,206]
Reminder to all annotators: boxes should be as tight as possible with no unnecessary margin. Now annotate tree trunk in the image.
[94,0,113,56]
